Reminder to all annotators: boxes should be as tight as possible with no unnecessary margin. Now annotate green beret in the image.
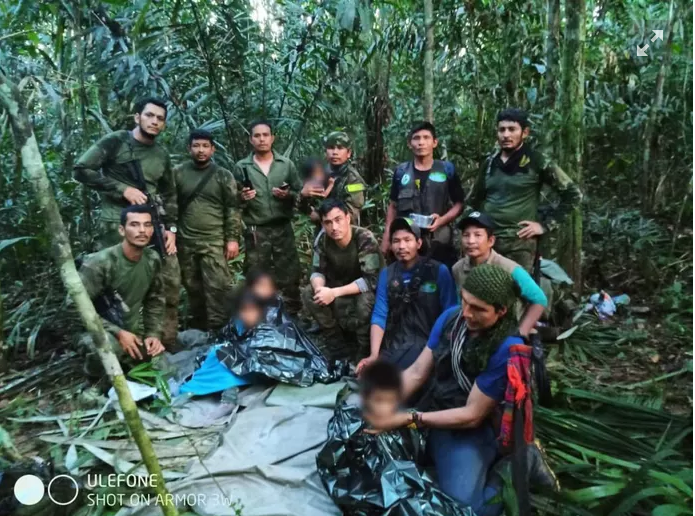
[324,131,351,148]
[463,264,517,308]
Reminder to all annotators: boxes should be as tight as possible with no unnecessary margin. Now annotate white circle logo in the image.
[14,474,45,506]
[47,475,79,506]
[401,174,410,185]
[470,211,481,217]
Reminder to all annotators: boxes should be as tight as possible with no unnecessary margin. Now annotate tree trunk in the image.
[0,73,179,516]
[364,48,392,187]
[544,0,561,146]
[557,0,585,289]
[422,0,434,122]
[640,0,677,208]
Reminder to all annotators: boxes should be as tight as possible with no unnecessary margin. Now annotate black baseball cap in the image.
[389,217,422,239]
[458,211,495,233]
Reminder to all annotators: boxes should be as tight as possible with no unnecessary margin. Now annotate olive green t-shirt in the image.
[173,161,241,246]
[79,244,164,338]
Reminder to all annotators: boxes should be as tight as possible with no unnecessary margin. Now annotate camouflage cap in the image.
[324,131,351,148]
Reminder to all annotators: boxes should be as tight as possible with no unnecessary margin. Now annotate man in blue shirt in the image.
[357,217,458,373]
[364,264,555,515]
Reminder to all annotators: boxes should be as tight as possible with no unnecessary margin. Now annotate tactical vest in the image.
[383,259,442,363]
[395,160,454,244]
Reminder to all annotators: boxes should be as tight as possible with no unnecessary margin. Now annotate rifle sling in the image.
[179,165,217,216]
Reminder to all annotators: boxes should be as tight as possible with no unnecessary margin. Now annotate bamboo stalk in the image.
[0,72,179,516]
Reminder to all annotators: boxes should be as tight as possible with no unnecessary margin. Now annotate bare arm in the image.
[519,304,545,336]
[419,383,498,429]
[435,201,463,226]
[402,347,435,400]
[332,282,361,298]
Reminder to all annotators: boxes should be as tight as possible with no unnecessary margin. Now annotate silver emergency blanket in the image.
[216,301,349,387]
[316,386,476,515]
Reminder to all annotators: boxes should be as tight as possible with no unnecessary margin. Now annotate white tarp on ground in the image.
[118,382,344,516]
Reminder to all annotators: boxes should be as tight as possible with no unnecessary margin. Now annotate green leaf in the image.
[526,86,537,106]
[653,504,692,516]
[566,482,627,502]
[336,0,356,31]
[0,237,35,254]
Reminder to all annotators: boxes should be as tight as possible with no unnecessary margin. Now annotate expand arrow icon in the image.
[651,29,664,42]
[637,44,649,56]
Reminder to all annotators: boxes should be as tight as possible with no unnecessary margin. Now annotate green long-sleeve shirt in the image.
[173,160,242,246]
[470,146,582,238]
[233,151,302,226]
[74,130,177,225]
[78,244,164,339]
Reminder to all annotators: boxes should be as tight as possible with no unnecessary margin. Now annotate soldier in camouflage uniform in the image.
[300,131,367,226]
[174,130,242,331]
[77,206,166,375]
[234,120,303,314]
[74,97,180,349]
[301,199,383,362]
[469,108,583,272]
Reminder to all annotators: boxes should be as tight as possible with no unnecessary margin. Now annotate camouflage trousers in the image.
[494,235,538,273]
[179,242,232,332]
[243,221,301,314]
[301,285,374,363]
[97,220,181,349]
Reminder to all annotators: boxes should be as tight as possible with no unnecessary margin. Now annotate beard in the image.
[193,156,211,166]
[138,123,159,140]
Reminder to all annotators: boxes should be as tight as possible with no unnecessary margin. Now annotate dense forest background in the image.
[0,0,693,514]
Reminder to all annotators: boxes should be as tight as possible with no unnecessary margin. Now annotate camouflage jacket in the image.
[469,145,582,238]
[311,226,383,291]
[326,163,367,224]
[78,244,165,339]
[74,130,176,224]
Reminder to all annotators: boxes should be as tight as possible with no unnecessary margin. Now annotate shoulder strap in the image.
[179,165,218,216]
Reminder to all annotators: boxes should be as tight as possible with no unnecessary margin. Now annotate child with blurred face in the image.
[360,360,403,420]
[236,291,264,333]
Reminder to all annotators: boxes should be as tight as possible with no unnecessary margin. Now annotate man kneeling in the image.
[365,264,555,515]
[78,206,166,375]
[301,199,383,362]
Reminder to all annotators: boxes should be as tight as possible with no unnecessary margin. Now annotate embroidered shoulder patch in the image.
[346,183,365,193]
[428,172,447,183]
[420,281,437,293]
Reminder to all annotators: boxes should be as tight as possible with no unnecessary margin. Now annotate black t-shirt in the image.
[390,165,465,204]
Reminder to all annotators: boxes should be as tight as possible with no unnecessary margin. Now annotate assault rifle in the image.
[125,159,166,258]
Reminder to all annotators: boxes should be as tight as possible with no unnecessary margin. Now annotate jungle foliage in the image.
[0,0,692,514]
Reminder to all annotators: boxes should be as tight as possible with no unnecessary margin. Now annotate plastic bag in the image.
[316,385,475,515]
[216,301,349,387]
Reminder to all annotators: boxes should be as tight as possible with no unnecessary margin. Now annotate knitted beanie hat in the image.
[463,263,517,308]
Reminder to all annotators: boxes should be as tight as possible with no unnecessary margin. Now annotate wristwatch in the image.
[168,226,177,234]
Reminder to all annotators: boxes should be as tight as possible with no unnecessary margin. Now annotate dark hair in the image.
[120,205,152,226]
[238,290,264,310]
[301,158,325,180]
[249,119,273,135]
[318,198,349,219]
[408,121,437,140]
[461,221,494,238]
[134,97,168,117]
[245,268,276,289]
[189,129,215,146]
[496,108,530,129]
[360,360,402,397]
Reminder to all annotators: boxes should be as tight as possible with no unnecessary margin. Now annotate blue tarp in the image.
[179,345,250,396]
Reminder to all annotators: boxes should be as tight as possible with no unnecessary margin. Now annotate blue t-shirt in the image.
[371,263,458,329]
[426,306,522,402]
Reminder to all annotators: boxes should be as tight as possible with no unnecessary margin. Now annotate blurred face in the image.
[496,120,529,151]
[310,165,327,185]
[325,145,351,166]
[462,226,495,260]
[239,303,263,330]
[190,138,215,164]
[391,229,421,263]
[250,124,274,153]
[134,103,166,139]
[408,129,437,158]
[461,289,507,331]
[251,276,276,301]
[119,212,154,249]
[363,389,400,419]
[321,207,351,242]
